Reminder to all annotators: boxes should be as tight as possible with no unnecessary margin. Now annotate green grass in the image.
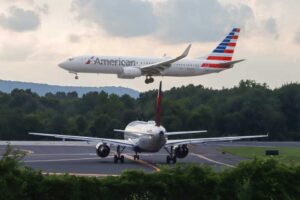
[221,146,300,165]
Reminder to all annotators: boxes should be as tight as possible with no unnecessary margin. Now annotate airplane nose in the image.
[58,61,66,69]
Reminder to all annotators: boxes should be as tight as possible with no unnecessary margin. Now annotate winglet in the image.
[181,44,191,58]
[155,81,163,127]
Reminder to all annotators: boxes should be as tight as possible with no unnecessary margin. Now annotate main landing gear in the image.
[133,151,140,160]
[145,75,154,84]
[114,145,126,163]
[164,146,177,164]
[75,74,79,80]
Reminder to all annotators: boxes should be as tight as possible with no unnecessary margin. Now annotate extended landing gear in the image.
[145,75,154,84]
[164,146,177,164]
[75,74,79,80]
[114,145,126,163]
[133,152,140,160]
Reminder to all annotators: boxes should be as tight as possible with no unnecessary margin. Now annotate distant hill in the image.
[0,80,139,98]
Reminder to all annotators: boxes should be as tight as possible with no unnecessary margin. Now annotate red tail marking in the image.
[155,81,162,127]
[207,56,232,61]
[201,63,231,69]
[224,50,234,53]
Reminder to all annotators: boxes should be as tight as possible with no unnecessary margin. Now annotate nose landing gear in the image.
[145,75,154,84]
[133,151,140,160]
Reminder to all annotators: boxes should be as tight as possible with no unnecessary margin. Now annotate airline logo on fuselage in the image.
[86,57,136,66]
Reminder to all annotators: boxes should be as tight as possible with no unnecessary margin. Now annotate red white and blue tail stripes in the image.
[202,28,240,68]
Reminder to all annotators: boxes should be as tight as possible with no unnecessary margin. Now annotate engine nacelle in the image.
[96,144,110,158]
[175,145,189,158]
[117,67,142,79]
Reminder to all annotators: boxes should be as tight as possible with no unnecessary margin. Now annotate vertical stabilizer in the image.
[207,28,240,61]
[201,28,241,68]
[155,81,162,127]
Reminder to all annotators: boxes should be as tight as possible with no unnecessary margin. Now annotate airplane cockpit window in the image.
[68,58,74,61]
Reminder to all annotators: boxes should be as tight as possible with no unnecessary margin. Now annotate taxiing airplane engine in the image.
[175,145,189,158]
[96,144,110,158]
[117,67,142,79]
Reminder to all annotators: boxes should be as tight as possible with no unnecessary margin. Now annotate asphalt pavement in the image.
[0,141,298,176]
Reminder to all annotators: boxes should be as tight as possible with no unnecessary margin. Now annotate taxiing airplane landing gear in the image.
[114,145,126,163]
[75,74,79,80]
[164,146,177,164]
[133,152,140,160]
[145,75,154,84]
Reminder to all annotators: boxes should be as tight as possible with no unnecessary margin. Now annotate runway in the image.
[0,141,298,176]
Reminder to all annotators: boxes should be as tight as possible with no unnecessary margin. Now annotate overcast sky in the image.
[0,0,299,91]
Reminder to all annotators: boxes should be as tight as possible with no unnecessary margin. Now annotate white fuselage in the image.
[124,121,167,152]
[59,55,227,78]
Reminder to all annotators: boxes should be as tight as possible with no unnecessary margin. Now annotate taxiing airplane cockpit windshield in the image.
[68,57,74,61]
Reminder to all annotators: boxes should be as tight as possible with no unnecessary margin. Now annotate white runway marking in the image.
[42,172,119,177]
[28,153,97,156]
[191,153,235,168]
[24,157,108,163]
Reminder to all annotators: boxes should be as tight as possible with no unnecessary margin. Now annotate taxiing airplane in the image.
[59,28,244,84]
[29,81,268,164]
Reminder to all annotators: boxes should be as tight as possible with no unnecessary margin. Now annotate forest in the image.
[0,80,299,141]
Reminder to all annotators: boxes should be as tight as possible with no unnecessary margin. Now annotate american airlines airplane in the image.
[58,28,244,84]
[29,82,268,164]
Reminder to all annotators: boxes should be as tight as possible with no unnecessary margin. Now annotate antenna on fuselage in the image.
[155,81,162,127]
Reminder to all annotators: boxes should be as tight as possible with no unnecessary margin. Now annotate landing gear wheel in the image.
[166,156,171,164]
[75,74,79,80]
[120,155,124,163]
[133,153,140,160]
[172,156,177,164]
[114,155,118,163]
[113,145,126,164]
[145,75,154,84]
[165,146,177,164]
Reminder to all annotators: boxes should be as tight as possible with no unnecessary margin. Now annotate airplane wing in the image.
[165,130,207,136]
[29,132,135,148]
[165,134,268,147]
[140,44,191,75]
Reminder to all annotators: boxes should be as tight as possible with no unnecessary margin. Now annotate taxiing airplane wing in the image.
[140,44,191,75]
[29,132,135,148]
[165,134,268,147]
[165,130,207,136]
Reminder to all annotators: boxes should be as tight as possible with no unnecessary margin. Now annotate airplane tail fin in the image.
[206,28,240,62]
[201,28,243,69]
[155,81,162,127]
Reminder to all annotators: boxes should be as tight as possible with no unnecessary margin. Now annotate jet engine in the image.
[96,144,110,158]
[175,145,189,158]
[117,67,142,79]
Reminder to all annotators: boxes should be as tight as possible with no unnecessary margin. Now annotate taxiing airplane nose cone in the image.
[58,61,66,69]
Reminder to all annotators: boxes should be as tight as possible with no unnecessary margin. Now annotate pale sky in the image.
[0,0,299,91]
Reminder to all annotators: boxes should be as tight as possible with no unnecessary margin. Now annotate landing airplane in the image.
[59,28,244,84]
[29,82,268,164]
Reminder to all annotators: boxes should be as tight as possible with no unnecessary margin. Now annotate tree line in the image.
[0,80,299,141]
[0,146,299,199]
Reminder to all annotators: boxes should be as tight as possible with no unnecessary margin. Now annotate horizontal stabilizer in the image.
[219,59,245,66]
[166,130,207,136]
[113,129,151,135]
